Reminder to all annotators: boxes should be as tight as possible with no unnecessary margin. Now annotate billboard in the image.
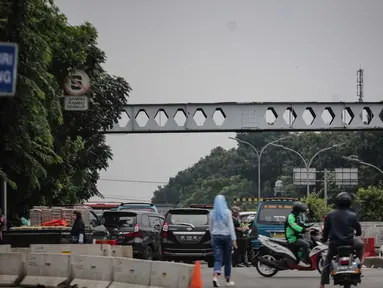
[334,168,358,186]
[293,168,316,185]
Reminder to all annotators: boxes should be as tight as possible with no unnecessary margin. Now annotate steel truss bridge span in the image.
[105,102,383,134]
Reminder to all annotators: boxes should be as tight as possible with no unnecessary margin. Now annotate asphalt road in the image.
[201,266,381,287]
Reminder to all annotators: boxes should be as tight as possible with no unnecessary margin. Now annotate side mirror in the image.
[154,224,161,230]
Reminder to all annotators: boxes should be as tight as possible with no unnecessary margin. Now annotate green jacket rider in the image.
[284,202,311,267]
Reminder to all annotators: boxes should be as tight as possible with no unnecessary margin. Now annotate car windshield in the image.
[257,204,293,224]
[168,210,209,226]
[120,206,155,212]
[103,213,136,227]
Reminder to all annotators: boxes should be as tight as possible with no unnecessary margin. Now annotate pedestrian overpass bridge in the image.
[104,102,382,133]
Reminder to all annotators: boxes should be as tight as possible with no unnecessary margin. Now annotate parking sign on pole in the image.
[0,42,18,96]
[63,69,91,111]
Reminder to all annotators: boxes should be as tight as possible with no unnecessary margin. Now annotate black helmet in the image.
[335,192,352,208]
[292,201,307,213]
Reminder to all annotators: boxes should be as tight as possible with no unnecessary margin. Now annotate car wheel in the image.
[144,246,153,260]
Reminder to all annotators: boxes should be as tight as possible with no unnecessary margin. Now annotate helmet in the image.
[292,201,307,213]
[335,192,352,208]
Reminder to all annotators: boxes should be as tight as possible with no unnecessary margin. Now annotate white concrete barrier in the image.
[0,252,25,286]
[110,246,123,257]
[70,255,113,288]
[150,261,193,288]
[0,244,11,253]
[11,247,31,255]
[30,243,111,256]
[20,253,70,287]
[109,258,151,288]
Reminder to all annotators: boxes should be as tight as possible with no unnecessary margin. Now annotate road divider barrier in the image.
[363,257,383,268]
[27,243,133,258]
[70,255,114,288]
[0,244,11,253]
[20,253,70,287]
[0,252,25,286]
[0,251,194,287]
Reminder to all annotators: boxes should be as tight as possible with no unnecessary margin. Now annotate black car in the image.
[101,210,164,260]
[161,208,214,267]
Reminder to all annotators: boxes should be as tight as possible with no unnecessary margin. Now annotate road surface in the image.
[201,266,381,287]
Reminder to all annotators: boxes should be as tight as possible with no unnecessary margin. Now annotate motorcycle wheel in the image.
[343,284,351,288]
[316,255,325,274]
[255,254,279,278]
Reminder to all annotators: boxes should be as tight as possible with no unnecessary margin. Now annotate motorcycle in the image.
[252,227,328,277]
[330,245,362,288]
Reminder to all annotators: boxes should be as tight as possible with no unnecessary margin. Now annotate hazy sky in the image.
[55,0,383,202]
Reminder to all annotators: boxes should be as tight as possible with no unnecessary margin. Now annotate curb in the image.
[364,257,383,268]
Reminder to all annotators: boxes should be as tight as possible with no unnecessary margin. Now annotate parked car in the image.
[101,210,164,260]
[161,208,214,267]
[114,202,159,214]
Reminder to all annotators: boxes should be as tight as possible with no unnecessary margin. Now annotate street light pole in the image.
[228,136,290,204]
[271,143,345,196]
[342,156,383,175]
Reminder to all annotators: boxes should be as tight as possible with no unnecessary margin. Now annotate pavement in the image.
[201,266,382,287]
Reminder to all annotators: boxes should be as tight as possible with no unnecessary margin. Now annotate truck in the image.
[251,197,306,250]
[3,205,101,247]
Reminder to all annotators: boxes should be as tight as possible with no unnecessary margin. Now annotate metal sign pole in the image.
[2,178,6,225]
[324,169,328,208]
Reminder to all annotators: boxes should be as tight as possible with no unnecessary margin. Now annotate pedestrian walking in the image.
[209,195,237,287]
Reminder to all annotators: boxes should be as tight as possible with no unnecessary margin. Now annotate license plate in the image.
[180,235,200,241]
[271,233,284,238]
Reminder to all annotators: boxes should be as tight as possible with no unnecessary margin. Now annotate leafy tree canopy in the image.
[153,131,383,217]
[355,185,383,221]
[0,0,131,218]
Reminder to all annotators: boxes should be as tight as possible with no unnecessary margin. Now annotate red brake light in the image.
[162,222,168,237]
[123,224,142,237]
[339,257,350,265]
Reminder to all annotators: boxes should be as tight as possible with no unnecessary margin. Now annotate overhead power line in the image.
[99,178,168,184]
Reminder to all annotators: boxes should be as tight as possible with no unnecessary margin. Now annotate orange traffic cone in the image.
[189,261,203,288]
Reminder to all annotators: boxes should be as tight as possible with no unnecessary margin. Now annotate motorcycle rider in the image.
[319,192,364,288]
[285,201,311,268]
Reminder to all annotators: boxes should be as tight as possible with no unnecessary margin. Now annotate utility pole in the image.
[357,68,364,102]
[324,169,328,208]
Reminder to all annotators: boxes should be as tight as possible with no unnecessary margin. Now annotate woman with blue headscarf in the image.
[209,195,237,287]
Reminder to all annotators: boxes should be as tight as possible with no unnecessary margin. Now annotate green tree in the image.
[152,130,383,208]
[355,185,383,221]
[177,175,254,207]
[302,193,333,222]
[0,0,131,217]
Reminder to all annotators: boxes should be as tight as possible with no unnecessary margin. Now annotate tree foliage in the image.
[0,0,131,218]
[355,185,383,221]
[302,193,333,222]
[153,131,383,216]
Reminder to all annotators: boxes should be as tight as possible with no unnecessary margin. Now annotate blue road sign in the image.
[0,42,18,96]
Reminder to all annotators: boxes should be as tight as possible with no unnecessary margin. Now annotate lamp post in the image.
[271,143,345,196]
[342,155,383,175]
[228,136,290,204]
